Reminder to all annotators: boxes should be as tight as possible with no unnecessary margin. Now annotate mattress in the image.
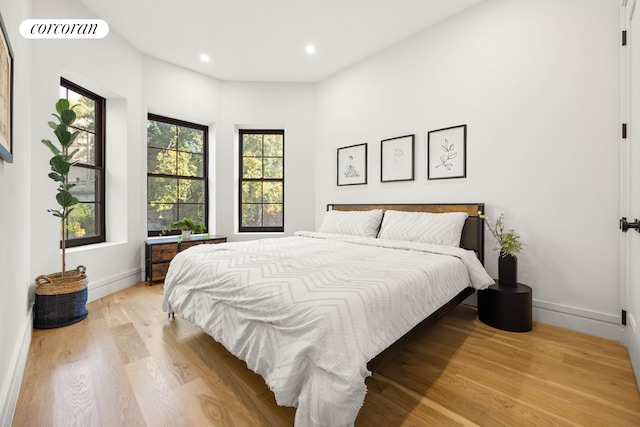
[162,231,493,426]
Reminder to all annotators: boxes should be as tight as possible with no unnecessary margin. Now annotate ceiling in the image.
[79,0,483,83]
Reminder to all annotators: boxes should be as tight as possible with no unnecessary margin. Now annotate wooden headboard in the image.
[327,203,485,264]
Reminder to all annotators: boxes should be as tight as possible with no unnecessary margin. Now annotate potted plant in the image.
[161,217,206,240]
[33,99,89,329]
[479,210,523,286]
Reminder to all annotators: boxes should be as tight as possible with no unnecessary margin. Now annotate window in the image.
[239,129,284,232]
[147,114,208,236]
[59,78,106,247]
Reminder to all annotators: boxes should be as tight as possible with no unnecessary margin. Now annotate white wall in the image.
[142,55,222,236]
[30,0,144,301]
[218,81,317,239]
[316,0,621,338]
[141,56,317,241]
[0,0,32,424]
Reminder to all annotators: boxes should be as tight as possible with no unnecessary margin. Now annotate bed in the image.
[162,203,493,426]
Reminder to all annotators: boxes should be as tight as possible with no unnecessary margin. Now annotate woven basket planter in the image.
[33,266,88,329]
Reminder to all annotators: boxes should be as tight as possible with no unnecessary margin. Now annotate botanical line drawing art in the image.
[344,155,361,178]
[393,148,405,164]
[436,138,457,170]
[381,135,414,183]
[427,125,465,180]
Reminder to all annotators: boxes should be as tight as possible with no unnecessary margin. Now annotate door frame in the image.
[621,0,640,389]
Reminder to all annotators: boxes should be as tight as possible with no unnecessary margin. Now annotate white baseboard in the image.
[87,267,144,302]
[464,293,622,341]
[533,299,622,341]
[0,312,32,427]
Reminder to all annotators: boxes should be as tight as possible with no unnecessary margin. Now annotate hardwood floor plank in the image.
[53,357,99,427]
[111,322,152,365]
[456,364,609,426]
[357,391,451,427]
[84,315,147,426]
[125,356,183,426]
[169,321,295,426]
[174,378,261,427]
[365,375,480,427]
[101,292,134,328]
[145,333,199,390]
[13,283,640,427]
[12,329,60,426]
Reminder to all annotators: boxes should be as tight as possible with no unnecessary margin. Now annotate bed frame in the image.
[326,203,485,371]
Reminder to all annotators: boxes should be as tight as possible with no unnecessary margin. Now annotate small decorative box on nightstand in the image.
[478,282,532,332]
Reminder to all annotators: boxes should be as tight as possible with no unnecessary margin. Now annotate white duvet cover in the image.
[162,231,493,426]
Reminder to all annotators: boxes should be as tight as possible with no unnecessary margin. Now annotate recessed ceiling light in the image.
[200,54,210,62]
[306,45,316,55]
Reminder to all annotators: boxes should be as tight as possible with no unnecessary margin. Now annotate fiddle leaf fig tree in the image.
[42,99,81,276]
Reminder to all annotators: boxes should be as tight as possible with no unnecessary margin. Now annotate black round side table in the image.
[478,282,532,332]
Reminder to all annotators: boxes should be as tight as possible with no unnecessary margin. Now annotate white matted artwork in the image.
[427,124,466,180]
[381,134,414,182]
[337,143,367,186]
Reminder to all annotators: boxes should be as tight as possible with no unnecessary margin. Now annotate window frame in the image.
[60,78,106,248]
[146,113,209,237]
[238,129,285,233]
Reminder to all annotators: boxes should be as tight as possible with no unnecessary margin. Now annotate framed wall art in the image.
[0,12,13,163]
[427,124,466,180]
[337,143,367,186]
[381,134,414,182]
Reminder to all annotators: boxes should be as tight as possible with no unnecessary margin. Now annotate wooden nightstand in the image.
[478,282,532,332]
[145,235,227,284]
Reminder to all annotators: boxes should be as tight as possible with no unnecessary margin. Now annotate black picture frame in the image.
[337,143,367,186]
[381,134,415,182]
[427,124,467,180]
[0,12,13,163]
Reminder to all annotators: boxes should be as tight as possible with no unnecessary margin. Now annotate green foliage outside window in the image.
[59,81,104,245]
[147,115,207,235]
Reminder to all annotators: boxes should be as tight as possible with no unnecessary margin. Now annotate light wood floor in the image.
[13,282,640,426]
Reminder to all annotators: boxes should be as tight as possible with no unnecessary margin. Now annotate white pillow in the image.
[317,209,383,238]
[377,210,469,247]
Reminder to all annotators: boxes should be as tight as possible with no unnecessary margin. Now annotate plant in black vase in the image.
[478,210,523,286]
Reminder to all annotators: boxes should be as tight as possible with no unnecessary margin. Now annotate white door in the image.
[622,0,640,389]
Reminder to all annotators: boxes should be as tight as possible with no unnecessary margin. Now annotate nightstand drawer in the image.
[151,263,171,281]
[180,240,204,250]
[151,243,178,262]
[206,238,227,244]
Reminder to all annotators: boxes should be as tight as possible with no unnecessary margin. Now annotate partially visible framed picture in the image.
[381,134,414,182]
[427,124,466,180]
[337,143,367,186]
[0,12,13,163]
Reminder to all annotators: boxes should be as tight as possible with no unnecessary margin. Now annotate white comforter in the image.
[162,232,493,426]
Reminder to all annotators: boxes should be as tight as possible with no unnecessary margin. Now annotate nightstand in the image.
[145,235,227,284]
[478,282,532,332]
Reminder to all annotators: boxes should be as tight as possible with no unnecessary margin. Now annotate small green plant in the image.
[161,217,206,235]
[42,99,81,276]
[478,210,522,257]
